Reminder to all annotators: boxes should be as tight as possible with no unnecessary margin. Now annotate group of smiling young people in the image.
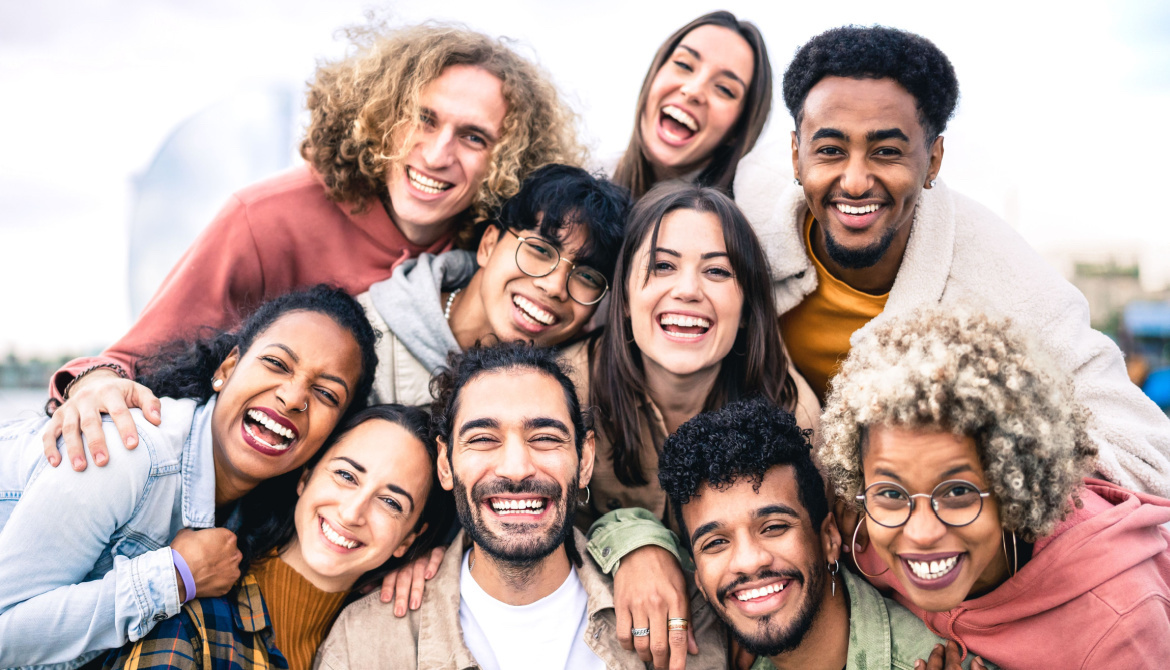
[2,12,1169,670]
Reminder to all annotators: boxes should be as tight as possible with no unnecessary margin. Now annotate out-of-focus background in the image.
[3,0,1170,416]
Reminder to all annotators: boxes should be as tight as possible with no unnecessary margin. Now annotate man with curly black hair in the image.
[655,397,986,669]
[739,25,1170,498]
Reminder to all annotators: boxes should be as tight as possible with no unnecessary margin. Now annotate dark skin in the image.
[790,76,945,295]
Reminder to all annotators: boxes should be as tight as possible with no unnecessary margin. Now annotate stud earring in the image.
[928,179,937,188]
[212,379,223,390]
[793,178,802,186]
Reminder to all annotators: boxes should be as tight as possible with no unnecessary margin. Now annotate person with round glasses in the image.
[818,308,1170,669]
[358,164,629,407]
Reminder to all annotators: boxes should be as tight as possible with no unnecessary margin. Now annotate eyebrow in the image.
[421,105,499,144]
[523,417,571,435]
[867,128,910,142]
[269,344,350,394]
[654,247,729,261]
[940,464,976,479]
[676,44,747,87]
[458,417,500,437]
[689,503,802,546]
[690,520,722,547]
[811,128,847,141]
[331,457,416,511]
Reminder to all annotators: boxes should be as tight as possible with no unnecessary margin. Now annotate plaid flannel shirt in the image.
[96,574,289,670]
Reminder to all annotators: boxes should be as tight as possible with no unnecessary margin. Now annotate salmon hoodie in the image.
[888,479,1170,669]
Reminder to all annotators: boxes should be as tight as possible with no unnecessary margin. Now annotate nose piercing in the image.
[293,401,308,413]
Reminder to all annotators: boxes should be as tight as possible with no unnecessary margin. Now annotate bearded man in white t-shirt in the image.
[316,342,726,670]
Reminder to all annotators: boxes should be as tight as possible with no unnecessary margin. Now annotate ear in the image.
[436,438,455,491]
[393,522,427,558]
[924,135,945,188]
[476,223,503,267]
[211,346,242,388]
[790,130,800,181]
[821,511,843,564]
[577,429,596,489]
[296,466,313,497]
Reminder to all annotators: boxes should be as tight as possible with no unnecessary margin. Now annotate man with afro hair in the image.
[735,25,1170,498]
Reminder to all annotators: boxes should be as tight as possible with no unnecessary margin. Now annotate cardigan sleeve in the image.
[50,193,266,399]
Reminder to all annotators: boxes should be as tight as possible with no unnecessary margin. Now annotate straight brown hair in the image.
[590,181,797,486]
[612,11,773,200]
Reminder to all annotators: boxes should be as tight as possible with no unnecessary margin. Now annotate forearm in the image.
[586,507,688,574]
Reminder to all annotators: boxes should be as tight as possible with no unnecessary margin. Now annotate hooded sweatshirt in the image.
[893,479,1170,669]
[358,250,477,405]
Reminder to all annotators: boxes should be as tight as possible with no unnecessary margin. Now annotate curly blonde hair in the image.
[818,309,1097,541]
[300,23,584,239]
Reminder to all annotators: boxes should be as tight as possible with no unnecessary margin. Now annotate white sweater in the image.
[733,147,1170,497]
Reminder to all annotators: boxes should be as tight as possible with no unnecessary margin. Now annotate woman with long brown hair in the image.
[611,11,772,199]
[564,181,818,668]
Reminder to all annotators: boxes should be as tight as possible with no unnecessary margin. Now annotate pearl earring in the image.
[212,379,223,390]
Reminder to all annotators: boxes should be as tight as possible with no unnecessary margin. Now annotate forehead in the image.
[683,465,811,534]
[455,368,574,432]
[249,311,360,370]
[800,76,924,139]
[327,420,433,494]
[863,425,985,484]
[675,24,755,84]
[645,208,727,255]
[420,64,507,136]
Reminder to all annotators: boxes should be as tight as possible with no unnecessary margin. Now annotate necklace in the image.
[444,288,462,321]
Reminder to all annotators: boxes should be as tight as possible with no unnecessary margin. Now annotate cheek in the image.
[708,100,745,141]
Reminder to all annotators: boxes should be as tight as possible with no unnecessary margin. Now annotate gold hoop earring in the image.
[1002,529,1018,576]
[851,516,889,578]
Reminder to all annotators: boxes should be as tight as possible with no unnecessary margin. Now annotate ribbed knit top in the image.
[251,556,350,670]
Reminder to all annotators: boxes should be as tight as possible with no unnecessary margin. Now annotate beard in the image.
[821,219,901,270]
[714,564,826,658]
[452,471,578,568]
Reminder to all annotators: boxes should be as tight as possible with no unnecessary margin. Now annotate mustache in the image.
[716,569,804,604]
[470,477,563,504]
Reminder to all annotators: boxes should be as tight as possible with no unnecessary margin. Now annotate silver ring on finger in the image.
[631,627,651,637]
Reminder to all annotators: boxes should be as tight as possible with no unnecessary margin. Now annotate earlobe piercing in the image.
[212,379,223,390]
[793,178,802,186]
[928,179,937,188]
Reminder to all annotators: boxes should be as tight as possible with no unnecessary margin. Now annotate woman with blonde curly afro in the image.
[818,308,1170,669]
[45,22,584,473]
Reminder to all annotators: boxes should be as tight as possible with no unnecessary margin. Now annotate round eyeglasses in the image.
[856,480,992,528]
[504,228,608,306]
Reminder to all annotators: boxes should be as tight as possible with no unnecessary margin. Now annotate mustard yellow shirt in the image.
[780,212,889,400]
[252,555,348,670]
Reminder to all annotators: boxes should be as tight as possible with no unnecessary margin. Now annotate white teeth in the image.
[659,313,712,329]
[490,499,545,514]
[835,203,881,215]
[406,166,453,194]
[513,295,556,325]
[247,409,295,440]
[735,582,787,601]
[243,421,291,451]
[661,105,698,132]
[906,556,959,580]
[320,518,359,549]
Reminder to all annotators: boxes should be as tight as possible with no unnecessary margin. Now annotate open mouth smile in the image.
[830,200,888,230]
[406,166,454,195]
[658,105,700,145]
[734,580,789,602]
[319,516,363,551]
[241,407,298,455]
[658,312,712,340]
[900,552,964,590]
[513,294,559,330]
[487,496,548,518]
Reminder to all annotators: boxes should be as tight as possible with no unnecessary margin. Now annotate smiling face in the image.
[470,222,598,346]
[792,76,944,272]
[384,64,507,245]
[436,368,594,564]
[685,466,838,657]
[862,425,1009,612]
[210,310,364,501]
[286,418,434,592]
[640,24,755,178]
[627,207,744,380]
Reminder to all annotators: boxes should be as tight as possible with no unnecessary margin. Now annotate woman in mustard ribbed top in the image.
[98,404,455,670]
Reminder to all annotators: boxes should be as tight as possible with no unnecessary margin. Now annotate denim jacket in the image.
[0,396,218,669]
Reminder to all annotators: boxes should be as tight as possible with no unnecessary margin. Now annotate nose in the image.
[669,267,703,302]
[420,125,456,168]
[275,379,310,415]
[337,491,369,527]
[494,434,539,483]
[901,499,949,548]
[839,152,873,197]
[679,76,706,105]
[727,534,772,577]
[532,262,572,303]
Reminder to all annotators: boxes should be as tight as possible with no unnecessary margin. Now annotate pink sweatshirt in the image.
[858,479,1170,668]
[51,165,453,400]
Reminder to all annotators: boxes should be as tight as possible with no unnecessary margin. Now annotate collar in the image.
[179,396,218,529]
[418,528,615,668]
[841,569,894,669]
[231,573,273,633]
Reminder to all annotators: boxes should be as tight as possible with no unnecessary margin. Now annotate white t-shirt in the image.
[459,550,605,670]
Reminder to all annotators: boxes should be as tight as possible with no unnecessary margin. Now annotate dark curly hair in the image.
[658,396,825,551]
[782,25,959,143]
[493,164,631,283]
[135,284,378,419]
[235,403,456,597]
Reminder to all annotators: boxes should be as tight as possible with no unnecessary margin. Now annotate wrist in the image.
[63,363,129,400]
[171,548,196,604]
